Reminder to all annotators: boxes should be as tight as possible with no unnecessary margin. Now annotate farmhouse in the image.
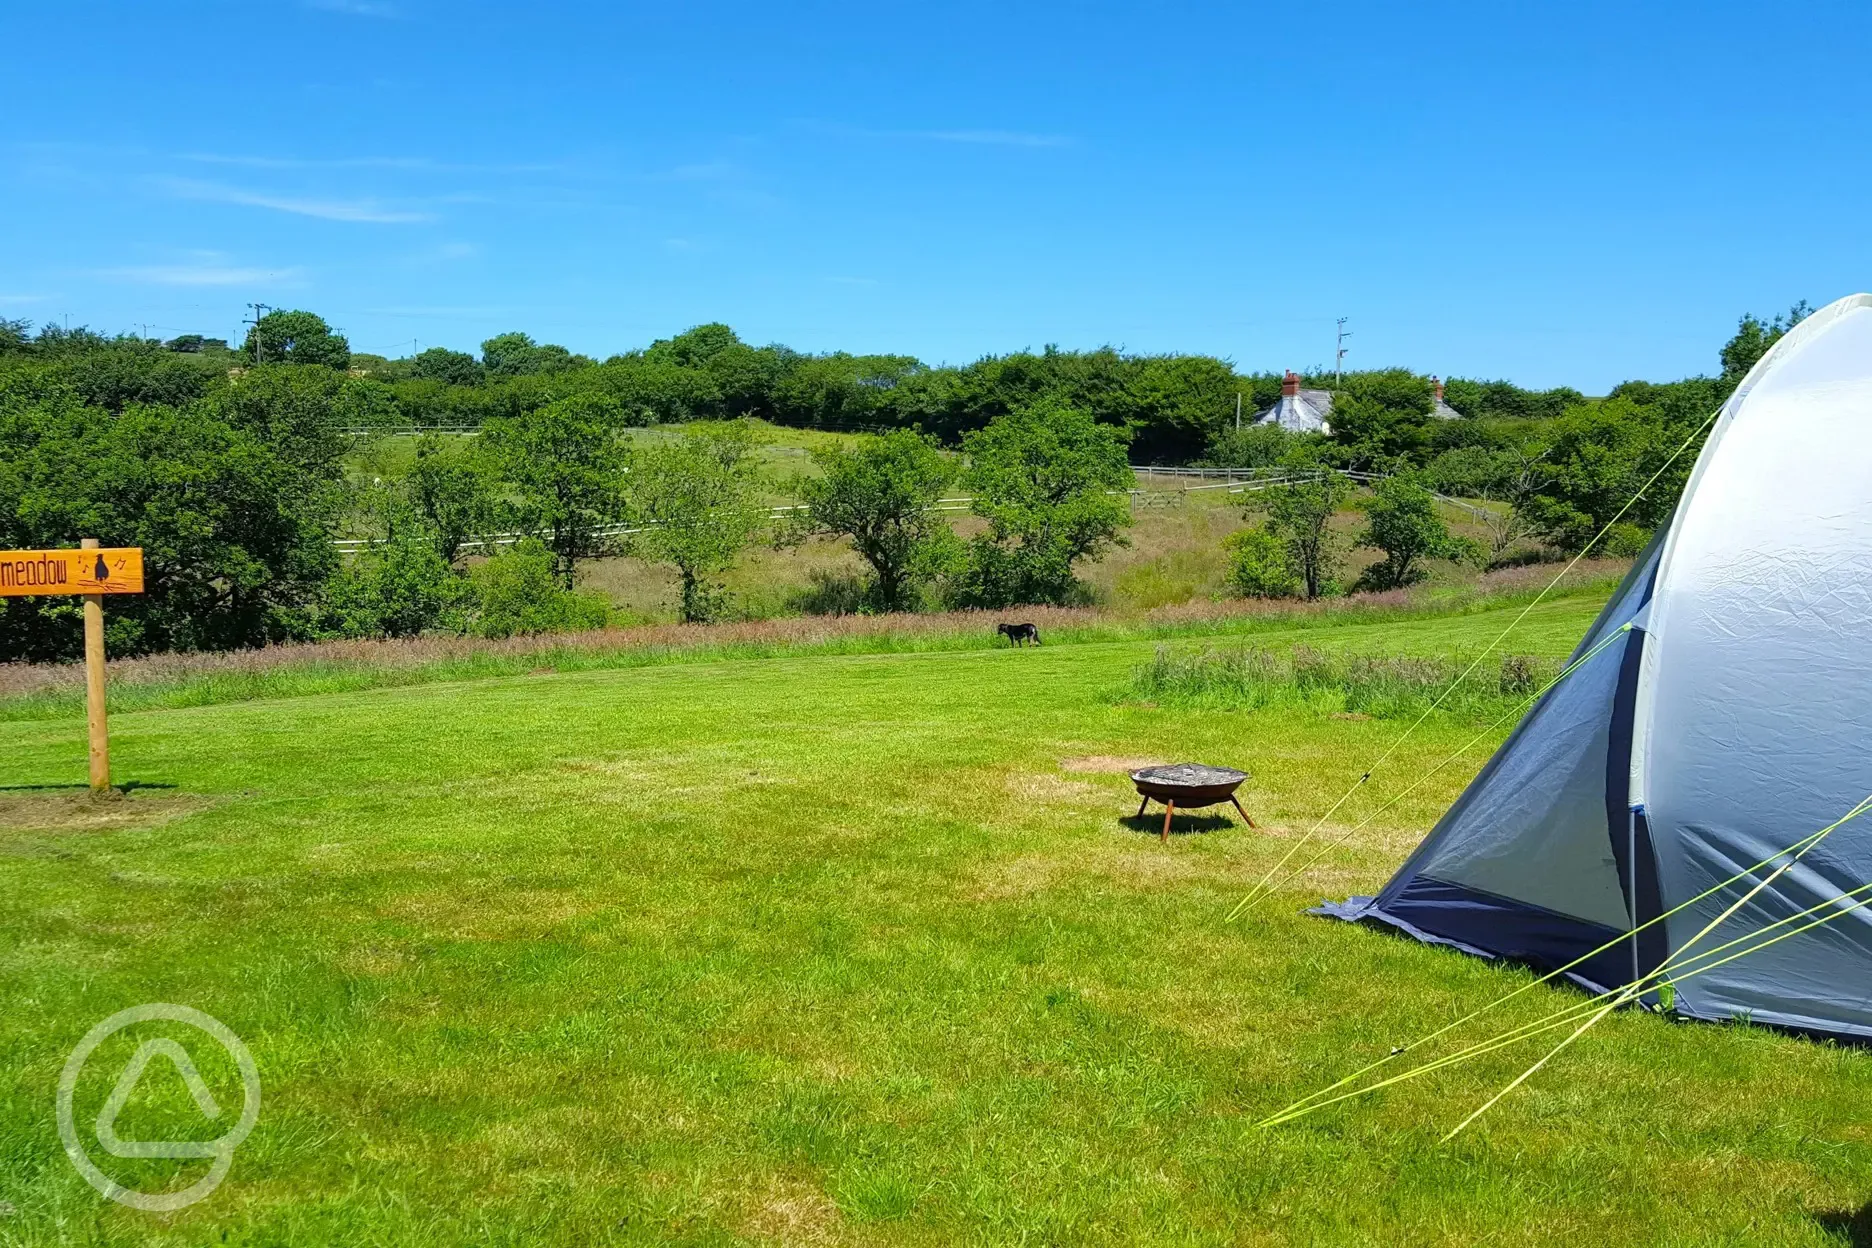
[1253,370,1334,432]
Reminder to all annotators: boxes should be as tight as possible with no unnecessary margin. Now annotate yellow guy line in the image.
[1259,793,1871,1128]
[1240,624,1634,910]
[1440,789,1872,1139]
[1263,862,1872,1129]
[1227,406,1721,924]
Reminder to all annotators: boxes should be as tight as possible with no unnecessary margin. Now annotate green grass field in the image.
[4,593,1870,1245]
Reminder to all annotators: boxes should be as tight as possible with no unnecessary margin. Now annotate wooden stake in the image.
[82,538,109,793]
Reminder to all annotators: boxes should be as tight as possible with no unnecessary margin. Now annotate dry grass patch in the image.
[0,788,208,835]
[1058,755,1167,774]
[739,1173,846,1247]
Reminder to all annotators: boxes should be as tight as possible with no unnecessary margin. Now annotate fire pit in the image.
[1129,763,1255,841]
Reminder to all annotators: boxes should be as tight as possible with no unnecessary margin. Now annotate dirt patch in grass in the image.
[968,841,1223,901]
[0,789,209,835]
[739,1174,844,1246]
[1003,772,1103,805]
[1058,755,1167,774]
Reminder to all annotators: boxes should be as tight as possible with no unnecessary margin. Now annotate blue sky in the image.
[3,1,1868,390]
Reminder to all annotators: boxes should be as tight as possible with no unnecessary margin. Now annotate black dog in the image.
[997,622,1041,647]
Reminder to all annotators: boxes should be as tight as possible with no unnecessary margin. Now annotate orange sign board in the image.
[0,548,145,596]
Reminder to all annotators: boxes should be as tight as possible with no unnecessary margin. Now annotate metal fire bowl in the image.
[1129,762,1248,808]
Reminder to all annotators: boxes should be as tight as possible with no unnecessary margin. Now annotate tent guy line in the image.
[1262,790,1872,1133]
[1225,403,1722,923]
[1241,622,1638,911]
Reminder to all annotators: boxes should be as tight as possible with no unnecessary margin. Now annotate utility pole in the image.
[1335,317,1352,383]
[1234,391,1243,431]
[244,302,273,365]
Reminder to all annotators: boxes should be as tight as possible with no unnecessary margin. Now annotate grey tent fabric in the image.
[1316,536,1662,990]
[1632,294,1872,1036]
[1321,293,1872,1041]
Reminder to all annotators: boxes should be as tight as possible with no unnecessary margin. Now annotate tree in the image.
[0,389,342,659]
[644,322,743,368]
[406,435,496,562]
[210,364,393,481]
[481,332,588,378]
[1123,353,1241,462]
[1355,475,1478,591]
[1720,301,1812,389]
[482,394,628,587]
[1515,396,1697,555]
[626,422,767,622]
[1245,451,1350,600]
[1328,394,1430,470]
[791,430,957,612]
[242,310,350,369]
[409,347,484,387]
[952,399,1133,607]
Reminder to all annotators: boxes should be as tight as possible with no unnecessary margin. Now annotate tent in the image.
[1318,293,1872,1041]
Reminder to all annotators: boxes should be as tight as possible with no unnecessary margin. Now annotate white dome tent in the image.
[1319,292,1872,1040]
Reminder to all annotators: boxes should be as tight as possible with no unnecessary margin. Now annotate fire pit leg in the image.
[1161,800,1175,842]
[1230,796,1257,829]
[1136,795,1150,820]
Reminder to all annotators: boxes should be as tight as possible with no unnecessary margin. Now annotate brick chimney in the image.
[1432,375,1445,402]
[1281,370,1301,397]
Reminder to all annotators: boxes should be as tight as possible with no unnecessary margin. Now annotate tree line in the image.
[0,303,1808,661]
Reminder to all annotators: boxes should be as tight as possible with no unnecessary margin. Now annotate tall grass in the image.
[1123,643,1558,721]
[0,560,1626,721]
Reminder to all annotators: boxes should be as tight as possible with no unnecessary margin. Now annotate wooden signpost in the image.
[0,542,145,791]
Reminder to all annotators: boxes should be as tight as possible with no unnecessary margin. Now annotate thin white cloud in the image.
[93,264,306,287]
[305,0,400,17]
[157,177,433,223]
[0,293,49,305]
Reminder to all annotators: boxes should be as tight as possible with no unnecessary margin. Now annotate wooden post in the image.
[82,538,109,793]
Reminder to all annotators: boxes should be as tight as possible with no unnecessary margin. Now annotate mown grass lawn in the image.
[3,596,1869,1245]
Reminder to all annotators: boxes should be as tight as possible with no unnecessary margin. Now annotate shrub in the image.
[323,531,466,639]
[1200,420,1294,468]
[1224,528,1302,598]
[468,539,611,638]
[787,570,872,617]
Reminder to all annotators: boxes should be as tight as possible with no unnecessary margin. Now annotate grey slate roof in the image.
[1254,388,1334,434]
